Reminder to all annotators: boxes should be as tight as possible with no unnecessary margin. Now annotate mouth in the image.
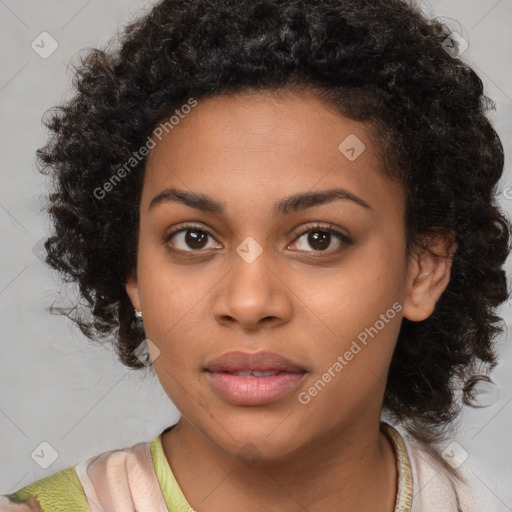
[221,370,294,377]
[204,351,307,406]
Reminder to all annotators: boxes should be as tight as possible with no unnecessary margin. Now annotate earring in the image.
[132,309,144,332]
[132,309,151,366]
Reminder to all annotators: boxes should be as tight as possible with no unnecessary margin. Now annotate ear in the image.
[402,233,457,322]
[125,272,141,312]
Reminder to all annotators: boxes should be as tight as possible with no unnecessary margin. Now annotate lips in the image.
[205,351,307,406]
[205,351,306,373]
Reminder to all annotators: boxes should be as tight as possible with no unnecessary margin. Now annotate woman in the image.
[2,0,510,510]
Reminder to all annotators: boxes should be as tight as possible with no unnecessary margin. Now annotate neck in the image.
[161,417,398,512]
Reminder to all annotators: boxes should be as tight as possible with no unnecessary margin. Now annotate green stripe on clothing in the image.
[151,434,195,512]
[7,465,90,511]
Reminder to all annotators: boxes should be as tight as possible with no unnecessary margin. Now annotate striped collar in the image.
[381,423,413,512]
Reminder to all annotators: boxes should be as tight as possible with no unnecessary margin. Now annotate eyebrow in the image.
[148,187,372,215]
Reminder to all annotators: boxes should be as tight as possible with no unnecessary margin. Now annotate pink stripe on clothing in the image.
[74,440,168,512]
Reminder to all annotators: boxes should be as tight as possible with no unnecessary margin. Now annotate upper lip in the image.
[205,351,306,373]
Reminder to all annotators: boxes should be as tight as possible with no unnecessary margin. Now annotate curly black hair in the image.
[39,0,510,443]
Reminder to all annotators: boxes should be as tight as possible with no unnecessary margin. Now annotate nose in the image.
[212,247,293,332]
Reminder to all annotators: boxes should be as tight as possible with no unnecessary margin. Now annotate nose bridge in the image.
[213,238,292,329]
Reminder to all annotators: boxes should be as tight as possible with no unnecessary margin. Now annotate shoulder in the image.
[393,425,508,512]
[0,436,167,512]
[0,464,89,512]
[74,437,168,511]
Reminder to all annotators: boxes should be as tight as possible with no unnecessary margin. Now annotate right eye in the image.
[164,224,222,252]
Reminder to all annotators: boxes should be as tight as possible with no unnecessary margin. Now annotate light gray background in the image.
[1,0,511,506]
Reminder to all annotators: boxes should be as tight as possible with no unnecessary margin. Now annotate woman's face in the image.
[126,89,445,460]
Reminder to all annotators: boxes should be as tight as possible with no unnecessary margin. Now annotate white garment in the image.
[395,426,510,512]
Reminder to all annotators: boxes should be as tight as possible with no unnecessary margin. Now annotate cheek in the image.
[137,231,195,310]
[299,245,406,392]
[309,244,405,332]
[136,261,218,376]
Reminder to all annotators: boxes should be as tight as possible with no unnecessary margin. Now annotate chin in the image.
[203,413,310,464]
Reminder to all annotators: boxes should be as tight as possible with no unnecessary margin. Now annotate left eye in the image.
[292,227,350,252]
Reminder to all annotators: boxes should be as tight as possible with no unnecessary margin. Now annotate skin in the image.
[125,88,455,512]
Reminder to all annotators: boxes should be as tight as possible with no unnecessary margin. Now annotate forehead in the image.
[141,89,405,221]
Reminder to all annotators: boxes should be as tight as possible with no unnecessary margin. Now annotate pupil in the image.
[309,231,330,250]
[186,230,207,249]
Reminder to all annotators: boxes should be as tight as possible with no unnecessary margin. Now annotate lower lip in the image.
[206,371,306,406]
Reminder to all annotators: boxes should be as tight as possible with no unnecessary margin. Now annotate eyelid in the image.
[288,222,353,252]
[163,222,221,246]
[291,222,351,243]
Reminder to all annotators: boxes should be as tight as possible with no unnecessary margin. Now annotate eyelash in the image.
[163,222,352,255]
